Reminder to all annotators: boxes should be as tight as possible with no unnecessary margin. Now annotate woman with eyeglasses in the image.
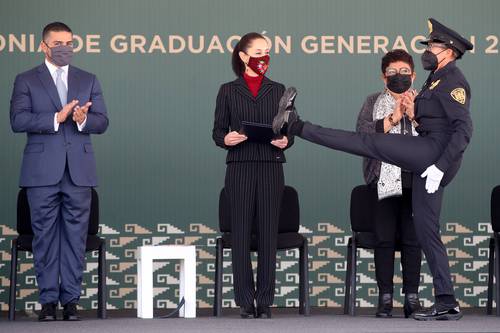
[212,32,293,318]
[356,49,422,318]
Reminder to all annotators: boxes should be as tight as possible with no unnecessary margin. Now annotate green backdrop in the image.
[1,0,499,311]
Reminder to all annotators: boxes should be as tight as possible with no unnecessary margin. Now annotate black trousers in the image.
[225,162,284,306]
[373,187,421,294]
[301,123,456,297]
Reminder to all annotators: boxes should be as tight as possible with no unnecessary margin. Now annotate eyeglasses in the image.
[426,42,447,51]
[385,67,412,76]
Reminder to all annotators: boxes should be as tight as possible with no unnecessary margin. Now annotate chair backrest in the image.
[219,185,300,234]
[350,185,377,232]
[88,188,99,235]
[16,188,99,236]
[16,188,32,235]
[492,185,500,232]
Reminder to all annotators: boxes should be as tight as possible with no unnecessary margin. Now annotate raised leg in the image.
[301,123,443,174]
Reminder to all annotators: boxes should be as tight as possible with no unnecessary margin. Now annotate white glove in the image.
[420,164,444,194]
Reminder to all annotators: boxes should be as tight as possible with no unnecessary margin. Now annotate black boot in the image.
[404,293,421,318]
[63,302,81,321]
[272,87,301,136]
[38,303,57,321]
[239,304,256,319]
[255,305,272,319]
[375,293,393,318]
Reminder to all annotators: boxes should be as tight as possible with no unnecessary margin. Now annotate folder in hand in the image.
[239,121,279,143]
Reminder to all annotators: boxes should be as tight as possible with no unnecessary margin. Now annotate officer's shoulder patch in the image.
[450,87,466,105]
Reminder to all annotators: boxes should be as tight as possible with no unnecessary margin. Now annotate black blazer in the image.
[212,76,294,163]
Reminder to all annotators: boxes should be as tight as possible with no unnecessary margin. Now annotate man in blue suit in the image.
[10,22,108,321]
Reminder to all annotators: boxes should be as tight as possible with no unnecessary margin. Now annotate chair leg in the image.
[8,239,18,321]
[487,237,494,315]
[299,238,310,316]
[495,233,500,317]
[299,244,304,315]
[98,239,107,319]
[214,237,223,317]
[344,238,352,315]
[349,235,357,316]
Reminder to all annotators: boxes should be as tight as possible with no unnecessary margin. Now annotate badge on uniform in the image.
[430,79,441,90]
[450,87,466,105]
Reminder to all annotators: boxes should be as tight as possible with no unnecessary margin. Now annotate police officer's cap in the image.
[420,18,473,59]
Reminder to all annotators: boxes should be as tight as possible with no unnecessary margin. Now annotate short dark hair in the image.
[381,49,414,74]
[232,32,266,77]
[42,22,72,41]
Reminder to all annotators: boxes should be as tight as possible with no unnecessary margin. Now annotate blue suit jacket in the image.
[10,63,109,187]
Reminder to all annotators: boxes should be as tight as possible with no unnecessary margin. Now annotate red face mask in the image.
[247,55,270,76]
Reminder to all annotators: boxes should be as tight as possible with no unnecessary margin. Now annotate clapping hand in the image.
[72,102,92,125]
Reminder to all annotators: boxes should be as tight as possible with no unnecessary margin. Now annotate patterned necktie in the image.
[55,68,67,106]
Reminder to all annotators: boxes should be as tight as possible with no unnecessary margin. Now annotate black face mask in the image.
[386,74,412,94]
[421,49,447,71]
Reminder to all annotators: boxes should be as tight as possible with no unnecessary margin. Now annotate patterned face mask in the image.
[247,55,270,76]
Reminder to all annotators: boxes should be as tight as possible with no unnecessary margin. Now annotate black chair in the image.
[343,185,378,316]
[213,185,310,317]
[8,188,107,320]
[487,185,500,316]
[344,185,407,316]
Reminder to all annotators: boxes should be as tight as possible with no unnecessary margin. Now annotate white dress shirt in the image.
[45,59,86,132]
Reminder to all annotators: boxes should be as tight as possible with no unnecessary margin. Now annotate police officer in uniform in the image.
[273,18,473,320]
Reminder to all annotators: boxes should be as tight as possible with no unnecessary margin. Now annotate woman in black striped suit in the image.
[212,32,293,318]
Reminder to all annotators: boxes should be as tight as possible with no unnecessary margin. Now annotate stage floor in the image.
[1,308,499,333]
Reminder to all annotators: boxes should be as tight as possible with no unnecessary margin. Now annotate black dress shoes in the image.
[239,304,256,319]
[412,302,462,321]
[375,293,393,318]
[255,305,271,319]
[403,293,422,318]
[38,303,57,321]
[63,302,81,321]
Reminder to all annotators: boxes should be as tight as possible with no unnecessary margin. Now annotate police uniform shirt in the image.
[414,61,473,172]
